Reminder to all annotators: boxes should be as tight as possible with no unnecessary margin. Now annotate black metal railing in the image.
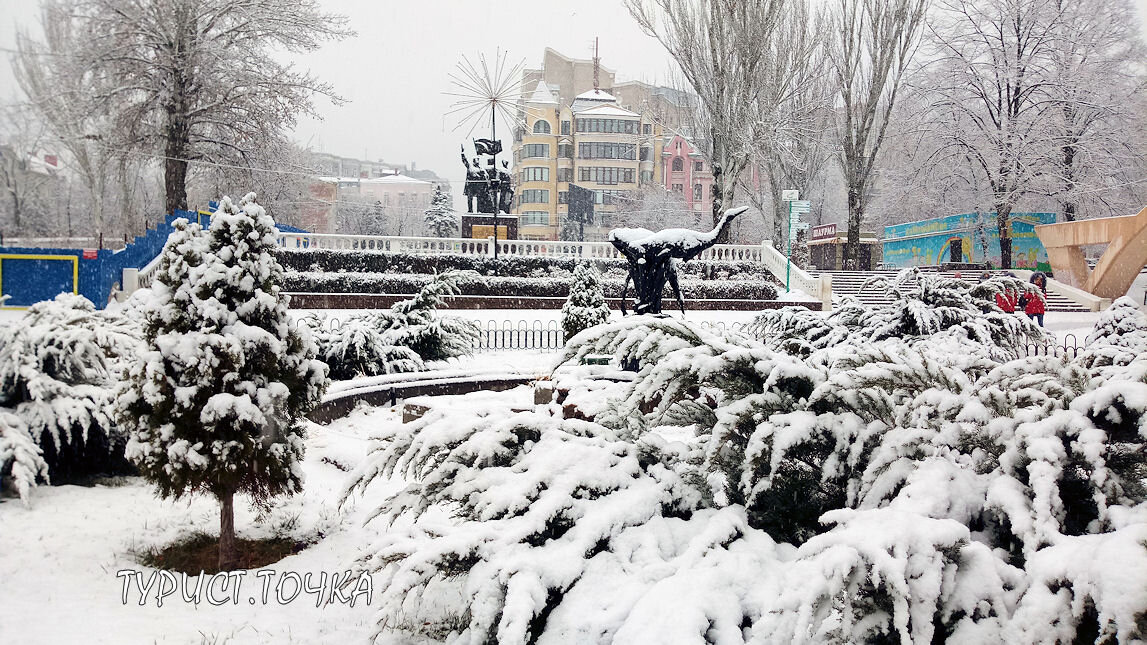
[476,320,565,351]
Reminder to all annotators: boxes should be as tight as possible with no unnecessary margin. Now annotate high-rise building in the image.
[511,48,676,241]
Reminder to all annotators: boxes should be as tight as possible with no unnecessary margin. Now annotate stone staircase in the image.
[813,270,1091,312]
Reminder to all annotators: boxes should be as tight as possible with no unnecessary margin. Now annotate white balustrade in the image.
[759,240,832,310]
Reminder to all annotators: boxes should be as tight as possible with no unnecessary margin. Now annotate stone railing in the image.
[276,232,768,263]
[760,240,833,311]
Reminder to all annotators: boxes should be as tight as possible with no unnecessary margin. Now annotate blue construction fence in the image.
[1,204,309,310]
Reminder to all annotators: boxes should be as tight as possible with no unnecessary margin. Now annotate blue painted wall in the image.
[882,212,1056,270]
[1,208,310,309]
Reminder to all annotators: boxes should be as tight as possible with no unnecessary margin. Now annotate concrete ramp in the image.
[1035,206,1147,300]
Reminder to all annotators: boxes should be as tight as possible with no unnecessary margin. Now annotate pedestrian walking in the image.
[1023,272,1047,326]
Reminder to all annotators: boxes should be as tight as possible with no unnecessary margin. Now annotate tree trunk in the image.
[995,202,1013,268]
[164,132,189,216]
[218,490,238,571]
[845,186,862,270]
[711,165,731,243]
[1062,143,1076,222]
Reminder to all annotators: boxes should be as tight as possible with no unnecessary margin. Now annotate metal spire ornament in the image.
[445,50,530,259]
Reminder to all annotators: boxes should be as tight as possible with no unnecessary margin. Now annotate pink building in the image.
[662,135,714,221]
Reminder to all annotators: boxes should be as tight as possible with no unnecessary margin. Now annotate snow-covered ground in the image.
[0,403,418,644]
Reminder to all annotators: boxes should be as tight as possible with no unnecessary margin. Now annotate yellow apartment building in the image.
[513,82,666,241]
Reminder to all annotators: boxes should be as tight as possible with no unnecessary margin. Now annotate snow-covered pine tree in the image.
[375,271,480,361]
[117,193,327,570]
[561,262,611,341]
[423,185,457,238]
[308,316,424,381]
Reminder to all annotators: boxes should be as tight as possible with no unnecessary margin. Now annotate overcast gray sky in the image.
[0,0,675,187]
[2,0,1147,190]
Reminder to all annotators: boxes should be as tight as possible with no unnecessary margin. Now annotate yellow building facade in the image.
[513,82,665,241]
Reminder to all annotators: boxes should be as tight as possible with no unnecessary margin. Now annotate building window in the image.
[523,143,550,158]
[693,184,702,201]
[523,167,549,182]
[643,123,652,135]
[578,166,635,185]
[558,143,574,158]
[577,142,636,160]
[640,170,653,185]
[672,183,683,192]
[575,118,637,134]
[694,161,704,171]
[592,189,631,206]
[520,189,550,204]
[672,157,683,171]
[561,120,571,135]
[639,146,651,161]
[557,167,573,182]
[533,120,551,134]
[522,211,549,226]
[558,191,569,204]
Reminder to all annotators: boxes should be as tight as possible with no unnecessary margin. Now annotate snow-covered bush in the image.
[749,268,1046,363]
[117,194,327,569]
[0,293,141,498]
[308,316,424,381]
[561,262,610,341]
[346,297,1147,643]
[373,271,480,362]
[1079,296,1147,372]
[0,410,49,506]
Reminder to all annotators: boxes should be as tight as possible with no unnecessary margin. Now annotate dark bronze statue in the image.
[461,146,490,213]
[610,206,747,315]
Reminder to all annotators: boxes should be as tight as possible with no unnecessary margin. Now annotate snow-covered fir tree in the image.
[116,193,327,569]
[423,185,457,238]
[561,262,610,341]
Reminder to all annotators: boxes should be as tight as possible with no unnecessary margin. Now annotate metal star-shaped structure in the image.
[445,50,530,138]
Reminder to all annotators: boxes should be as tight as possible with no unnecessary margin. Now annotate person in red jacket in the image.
[981,272,1017,313]
[1023,271,1047,326]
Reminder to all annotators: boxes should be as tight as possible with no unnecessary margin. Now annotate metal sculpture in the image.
[610,206,748,315]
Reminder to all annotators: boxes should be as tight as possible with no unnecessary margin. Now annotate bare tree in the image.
[1044,0,1146,221]
[15,4,121,241]
[830,0,927,267]
[627,0,787,241]
[612,184,697,232]
[0,107,57,235]
[36,0,352,218]
[925,0,1062,268]
[744,0,835,247]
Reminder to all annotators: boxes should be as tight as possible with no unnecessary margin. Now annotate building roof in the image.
[576,103,640,118]
[361,174,433,186]
[526,80,558,104]
[575,88,618,102]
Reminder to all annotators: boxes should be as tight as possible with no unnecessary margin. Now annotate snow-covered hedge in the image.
[284,271,780,302]
[0,294,141,504]
[278,249,778,283]
[343,286,1147,642]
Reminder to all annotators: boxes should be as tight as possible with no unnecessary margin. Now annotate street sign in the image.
[789,200,811,213]
[781,189,799,201]
[795,222,810,230]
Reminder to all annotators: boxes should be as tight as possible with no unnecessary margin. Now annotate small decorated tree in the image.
[562,262,611,341]
[117,193,327,569]
[423,185,457,238]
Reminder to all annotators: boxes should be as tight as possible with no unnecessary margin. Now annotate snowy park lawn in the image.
[0,403,416,644]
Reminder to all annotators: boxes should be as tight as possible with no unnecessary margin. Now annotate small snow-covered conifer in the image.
[117,193,327,570]
[561,262,611,341]
[423,186,457,238]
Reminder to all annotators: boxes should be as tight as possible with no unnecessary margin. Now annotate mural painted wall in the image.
[882,212,1055,270]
